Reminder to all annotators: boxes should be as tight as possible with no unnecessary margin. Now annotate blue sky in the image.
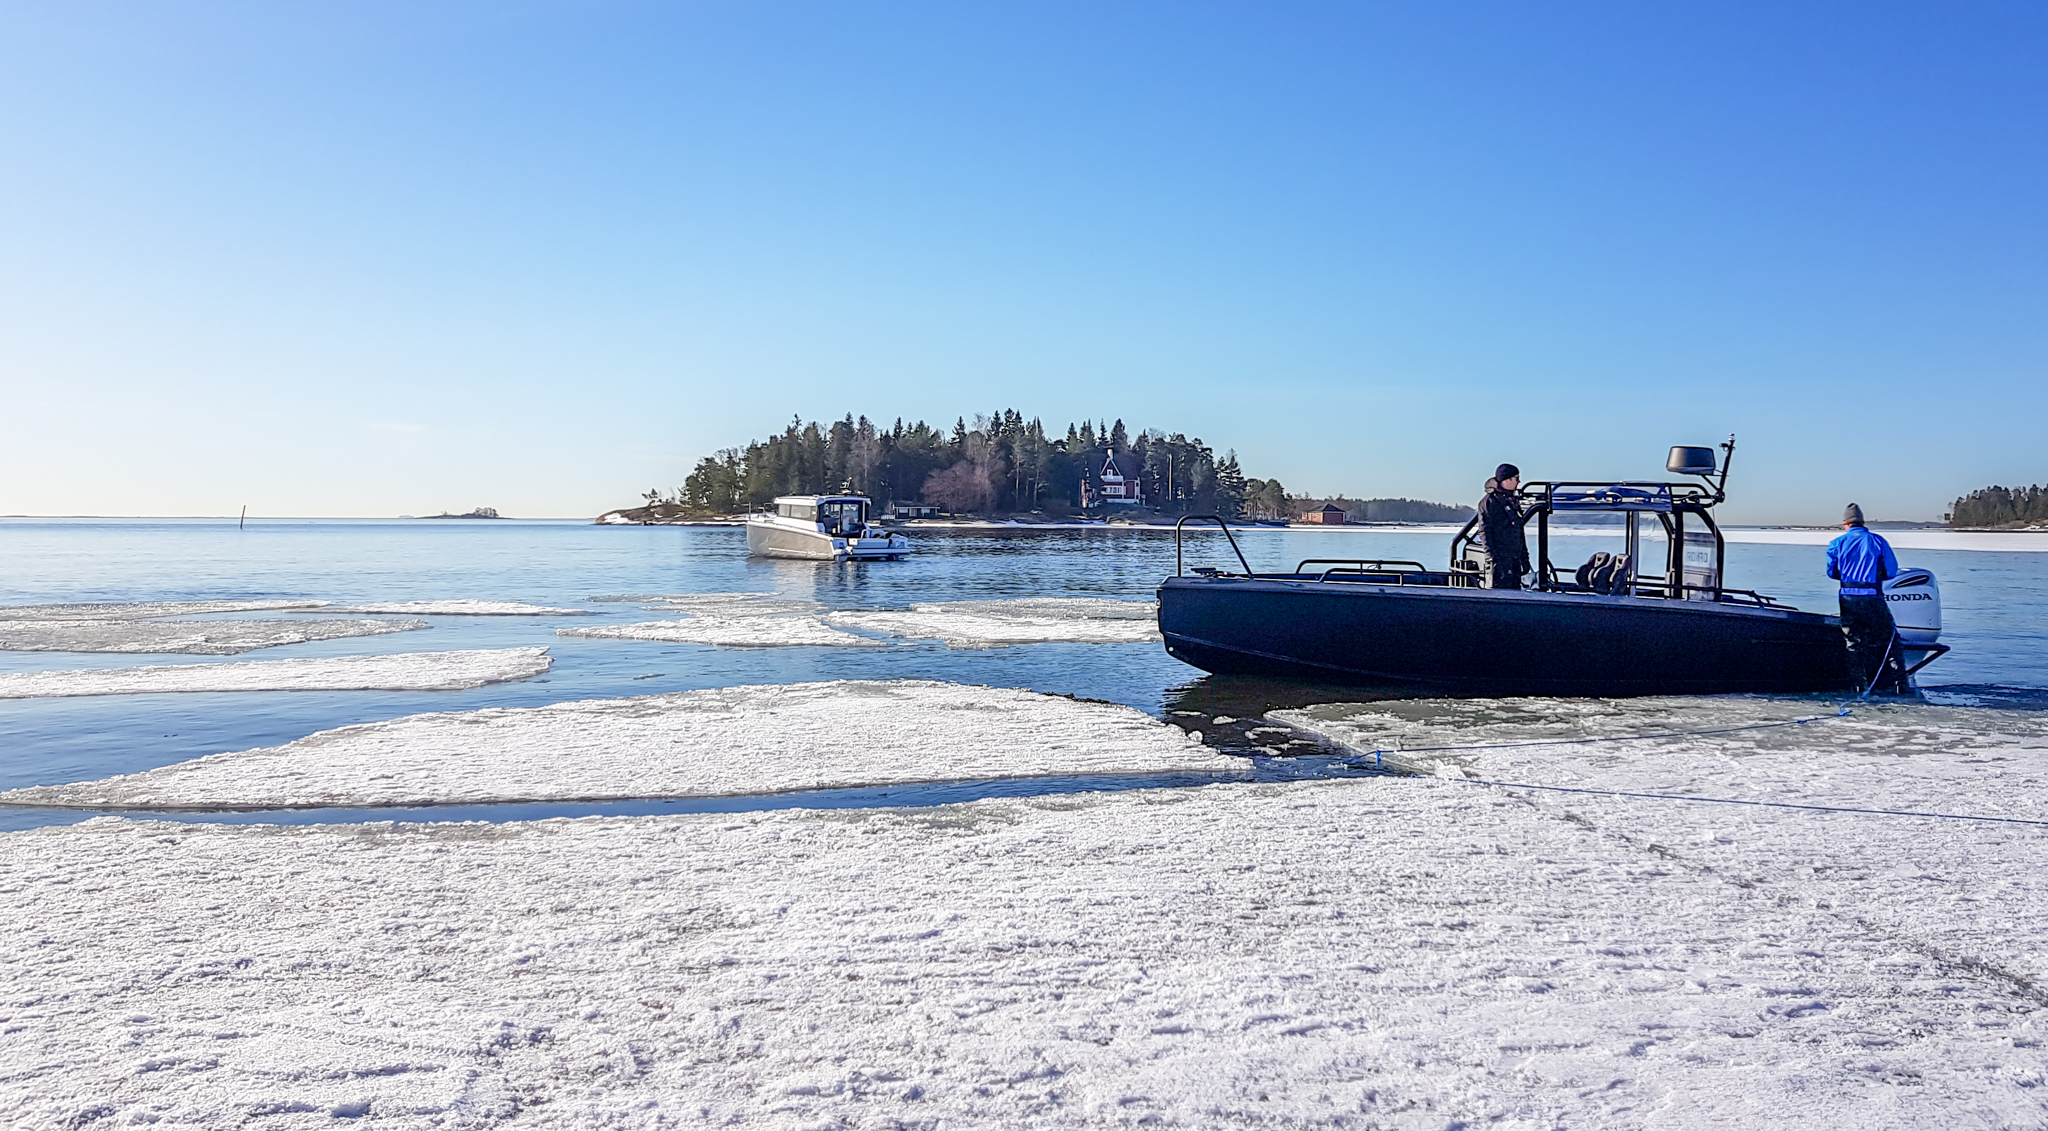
[1,1,2042,521]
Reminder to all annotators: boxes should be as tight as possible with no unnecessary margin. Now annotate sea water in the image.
[2,517,2043,828]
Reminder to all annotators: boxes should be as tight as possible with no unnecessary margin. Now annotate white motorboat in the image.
[745,495,910,561]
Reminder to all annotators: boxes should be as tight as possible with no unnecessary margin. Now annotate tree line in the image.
[1295,497,1474,523]
[663,412,1291,519]
[1949,484,2048,527]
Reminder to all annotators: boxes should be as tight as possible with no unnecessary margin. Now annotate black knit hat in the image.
[1495,463,1520,483]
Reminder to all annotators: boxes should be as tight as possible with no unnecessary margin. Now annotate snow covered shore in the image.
[0,647,552,700]
[7,750,2048,1127]
[0,680,1231,809]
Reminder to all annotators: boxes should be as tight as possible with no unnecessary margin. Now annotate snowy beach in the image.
[10,722,2048,1126]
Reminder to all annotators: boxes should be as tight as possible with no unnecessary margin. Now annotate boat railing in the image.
[1292,558,1429,575]
[1173,516,1255,577]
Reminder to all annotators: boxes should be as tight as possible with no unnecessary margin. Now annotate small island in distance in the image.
[412,507,503,520]
[597,410,1477,526]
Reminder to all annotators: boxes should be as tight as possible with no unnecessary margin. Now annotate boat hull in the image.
[745,518,907,560]
[1158,576,1855,696]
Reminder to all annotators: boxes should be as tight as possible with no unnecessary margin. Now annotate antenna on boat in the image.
[1666,437,1734,503]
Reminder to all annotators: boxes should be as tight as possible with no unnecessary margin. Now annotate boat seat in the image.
[1573,552,1632,595]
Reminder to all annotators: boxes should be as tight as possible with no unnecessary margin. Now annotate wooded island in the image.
[624,411,1472,524]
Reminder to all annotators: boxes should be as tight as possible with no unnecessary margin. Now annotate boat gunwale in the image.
[1157,573,1839,627]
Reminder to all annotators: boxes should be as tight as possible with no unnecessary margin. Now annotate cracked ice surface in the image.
[828,598,1161,647]
[7,764,2048,1127]
[329,600,592,616]
[0,617,430,654]
[0,680,1230,808]
[1271,695,2048,808]
[0,647,552,700]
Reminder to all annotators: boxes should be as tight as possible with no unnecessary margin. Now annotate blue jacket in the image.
[1826,526,1898,594]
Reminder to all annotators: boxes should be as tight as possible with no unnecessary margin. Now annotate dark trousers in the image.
[1840,593,1905,693]
[1488,561,1523,590]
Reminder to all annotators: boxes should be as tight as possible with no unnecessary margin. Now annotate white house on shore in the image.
[1093,453,1144,506]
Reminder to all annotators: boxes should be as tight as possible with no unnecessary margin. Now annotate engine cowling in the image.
[1883,568,1940,646]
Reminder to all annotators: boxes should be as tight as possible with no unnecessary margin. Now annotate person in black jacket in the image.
[1475,463,1530,589]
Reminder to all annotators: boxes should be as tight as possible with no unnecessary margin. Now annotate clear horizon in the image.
[3,2,2043,524]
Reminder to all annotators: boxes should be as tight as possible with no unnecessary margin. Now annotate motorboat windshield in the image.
[818,498,868,537]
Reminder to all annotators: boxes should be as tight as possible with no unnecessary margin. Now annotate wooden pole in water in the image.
[240,506,246,530]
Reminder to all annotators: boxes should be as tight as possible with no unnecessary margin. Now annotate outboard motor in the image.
[1883,568,1941,646]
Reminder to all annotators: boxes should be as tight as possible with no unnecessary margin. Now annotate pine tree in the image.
[1215,451,1248,519]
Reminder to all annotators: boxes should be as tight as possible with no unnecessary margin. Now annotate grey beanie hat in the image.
[1843,503,1865,525]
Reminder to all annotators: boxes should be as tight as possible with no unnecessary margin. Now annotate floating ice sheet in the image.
[0,647,550,700]
[329,600,591,616]
[634,593,826,616]
[558,615,874,647]
[0,680,1231,808]
[0,617,429,655]
[0,599,328,621]
[828,597,1160,647]
[8,764,2048,1127]
[570,594,838,644]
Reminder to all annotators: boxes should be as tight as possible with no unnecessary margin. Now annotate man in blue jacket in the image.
[1827,503,1905,693]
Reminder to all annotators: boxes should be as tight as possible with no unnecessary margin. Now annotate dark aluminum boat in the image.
[1157,439,1947,697]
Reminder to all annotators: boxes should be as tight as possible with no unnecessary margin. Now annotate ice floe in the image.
[0,617,429,655]
[8,753,2048,1126]
[0,647,551,700]
[558,616,874,648]
[634,593,827,616]
[563,593,860,647]
[0,599,329,621]
[828,597,1161,647]
[587,593,796,611]
[329,600,592,616]
[0,680,1231,808]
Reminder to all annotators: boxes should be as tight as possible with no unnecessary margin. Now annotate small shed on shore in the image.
[1300,503,1350,525]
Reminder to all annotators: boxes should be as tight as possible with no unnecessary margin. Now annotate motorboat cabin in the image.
[745,495,910,561]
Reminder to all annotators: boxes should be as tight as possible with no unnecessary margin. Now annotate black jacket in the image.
[1475,487,1529,575]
